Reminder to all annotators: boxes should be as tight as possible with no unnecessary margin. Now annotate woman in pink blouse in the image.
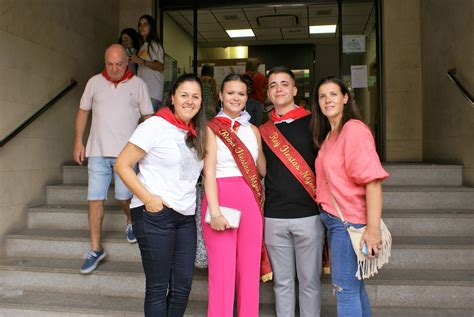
[310,77,389,317]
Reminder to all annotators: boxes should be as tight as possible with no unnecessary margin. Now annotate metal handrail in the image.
[447,69,473,105]
[0,79,78,148]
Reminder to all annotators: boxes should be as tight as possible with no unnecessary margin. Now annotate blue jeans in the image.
[132,205,196,317]
[320,211,371,317]
[87,157,132,200]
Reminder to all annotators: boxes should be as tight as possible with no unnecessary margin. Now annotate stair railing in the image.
[447,68,473,105]
[0,79,78,148]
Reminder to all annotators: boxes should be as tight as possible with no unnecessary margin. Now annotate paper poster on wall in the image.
[343,35,366,53]
[351,65,368,88]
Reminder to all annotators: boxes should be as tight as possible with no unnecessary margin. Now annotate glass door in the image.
[340,0,382,155]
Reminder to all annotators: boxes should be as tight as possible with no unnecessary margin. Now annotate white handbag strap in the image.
[325,177,348,224]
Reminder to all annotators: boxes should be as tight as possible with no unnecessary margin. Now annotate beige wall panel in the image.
[385,140,423,162]
[385,90,423,141]
[119,0,152,33]
[383,0,423,161]
[163,14,194,74]
[421,0,473,185]
[0,1,119,256]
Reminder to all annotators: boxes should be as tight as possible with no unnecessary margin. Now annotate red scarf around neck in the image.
[271,106,310,123]
[155,107,197,137]
[101,69,134,85]
[213,117,241,130]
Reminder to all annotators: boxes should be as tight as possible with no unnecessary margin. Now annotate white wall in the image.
[163,13,194,74]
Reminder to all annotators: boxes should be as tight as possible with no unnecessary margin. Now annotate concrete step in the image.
[28,205,129,232]
[64,164,464,187]
[385,236,474,270]
[0,290,273,316]
[0,257,472,309]
[63,165,90,185]
[46,185,120,206]
[6,229,474,270]
[28,205,474,237]
[0,290,472,317]
[383,209,474,237]
[383,186,474,209]
[6,229,142,263]
[48,184,474,210]
[0,289,142,317]
[383,164,462,186]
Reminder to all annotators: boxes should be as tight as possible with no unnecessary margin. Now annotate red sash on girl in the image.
[259,121,316,201]
[208,118,273,282]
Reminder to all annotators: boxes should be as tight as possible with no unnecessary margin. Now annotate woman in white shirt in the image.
[202,74,266,317]
[115,73,206,317]
[130,14,165,112]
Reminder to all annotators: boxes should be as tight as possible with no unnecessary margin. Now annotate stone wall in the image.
[383,0,423,162]
[421,0,474,186]
[0,0,119,255]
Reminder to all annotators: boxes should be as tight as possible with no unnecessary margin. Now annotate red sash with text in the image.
[208,119,273,282]
[259,119,331,273]
[259,121,317,201]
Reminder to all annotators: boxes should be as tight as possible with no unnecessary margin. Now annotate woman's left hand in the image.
[360,227,381,258]
[129,54,143,65]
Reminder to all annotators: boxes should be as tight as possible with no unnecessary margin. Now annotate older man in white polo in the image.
[73,44,154,274]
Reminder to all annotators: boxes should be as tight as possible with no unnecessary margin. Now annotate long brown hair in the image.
[310,76,361,148]
[165,73,207,160]
[138,15,164,56]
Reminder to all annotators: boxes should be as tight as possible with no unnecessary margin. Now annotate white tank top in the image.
[215,125,258,178]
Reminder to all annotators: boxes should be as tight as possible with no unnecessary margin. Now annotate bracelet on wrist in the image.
[143,195,153,205]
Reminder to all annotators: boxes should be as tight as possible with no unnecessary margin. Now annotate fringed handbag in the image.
[327,183,392,280]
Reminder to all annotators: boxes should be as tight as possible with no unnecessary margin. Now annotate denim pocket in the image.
[143,205,171,217]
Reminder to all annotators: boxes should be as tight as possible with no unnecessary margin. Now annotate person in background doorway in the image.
[244,59,266,104]
[130,14,165,112]
[310,76,389,317]
[200,64,218,119]
[118,28,140,74]
[115,73,206,317]
[242,73,264,126]
[73,44,154,274]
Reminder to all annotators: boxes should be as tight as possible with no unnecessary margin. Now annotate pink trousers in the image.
[201,176,263,317]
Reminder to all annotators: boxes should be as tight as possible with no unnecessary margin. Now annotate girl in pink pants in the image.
[201,177,263,316]
[202,74,266,317]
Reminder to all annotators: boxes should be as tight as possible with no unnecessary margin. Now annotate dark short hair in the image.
[118,28,140,51]
[201,64,214,77]
[245,59,258,72]
[266,66,296,84]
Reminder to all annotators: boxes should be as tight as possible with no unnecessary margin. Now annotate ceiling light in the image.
[226,29,255,38]
[309,25,337,34]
